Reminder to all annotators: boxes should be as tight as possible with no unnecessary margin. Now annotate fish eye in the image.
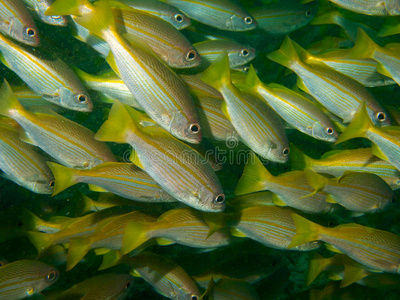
[243,66,250,72]
[46,270,57,281]
[51,15,61,20]
[188,123,200,134]
[47,181,55,189]
[376,112,386,122]
[25,27,37,37]
[305,10,312,17]
[125,281,131,289]
[76,94,88,104]
[244,16,253,24]
[241,49,249,57]
[174,14,184,22]
[214,194,225,205]
[0,261,4,267]
[282,147,290,156]
[191,295,199,300]
[326,127,334,135]
[186,50,197,61]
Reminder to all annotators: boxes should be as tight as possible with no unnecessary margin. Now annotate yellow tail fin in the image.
[0,80,25,119]
[234,152,271,195]
[46,162,79,196]
[45,0,88,16]
[99,250,123,270]
[26,231,54,256]
[307,253,333,286]
[66,237,93,271]
[267,36,300,69]
[199,52,231,91]
[287,214,321,249]
[121,221,153,255]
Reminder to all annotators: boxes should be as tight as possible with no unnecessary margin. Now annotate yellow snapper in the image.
[235,152,334,214]
[47,162,177,203]
[200,54,290,163]
[304,169,395,214]
[205,205,322,251]
[0,122,54,194]
[0,81,115,169]
[239,66,338,142]
[122,207,235,255]
[26,206,135,255]
[289,214,400,273]
[66,210,158,271]
[0,259,59,300]
[193,39,256,69]
[0,0,39,46]
[328,0,400,16]
[250,0,318,35]
[23,0,68,26]
[0,34,92,112]
[346,29,400,87]
[101,251,201,300]
[162,0,257,31]
[95,101,225,212]
[267,36,391,126]
[290,145,400,189]
[336,103,400,173]
[55,273,133,300]
[47,0,202,144]
[115,0,192,30]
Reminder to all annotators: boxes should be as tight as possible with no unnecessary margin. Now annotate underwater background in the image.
[1,0,400,299]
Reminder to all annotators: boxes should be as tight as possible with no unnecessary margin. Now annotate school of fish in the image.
[0,0,400,299]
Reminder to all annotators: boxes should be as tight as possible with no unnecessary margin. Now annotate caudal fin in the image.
[46,163,80,196]
[26,231,54,256]
[287,214,321,249]
[0,80,25,119]
[66,237,93,271]
[121,221,153,255]
[307,253,332,286]
[267,36,300,69]
[99,250,123,270]
[234,152,271,195]
[199,53,231,91]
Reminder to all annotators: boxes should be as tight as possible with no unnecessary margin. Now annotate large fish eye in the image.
[191,295,199,300]
[214,194,225,205]
[282,147,290,156]
[240,49,249,57]
[186,50,197,61]
[46,270,57,281]
[174,14,184,23]
[325,127,334,135]
[125,281,131,289]
[305,10,312,17]
[25,27,37,37]
[47,181,55,189]
[244,16,253,24]
[188,123,200,134]
[376,112,386,122]
[76,94,88,104]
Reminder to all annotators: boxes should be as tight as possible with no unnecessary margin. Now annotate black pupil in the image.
[192,296,198,300]
[125,282,131,289]
[306,10,311,17]
[283,148,290,155]
[175,14,183,22]
[47,271,55,280]
[327,128,333,134]
[190,125,198,132]
[27,29,35,36]
[49,181,54,188]
[187,51,196,59]
[245,17,252,24]
[78,95,86,102]
[242,50,248,56]
[215,195,224,203]
[377,112,385,120]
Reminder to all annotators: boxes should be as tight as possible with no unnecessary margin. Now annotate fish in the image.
[250,0,318,35]
[0,122,54,194]
[95,100,225,212]
[47,162,177,203]
[193,39,256,69]
[267,36,391,126]
[205,278,260,300]
[115,0,191,30]
[0,0,40,46]
[163,0,257,31]
[239,66,338,142]
[0,81,115,169]
[290,145,400,189]
[0,34,92,112]
[180,74,222,99]
[66,210,158,270]
[235,152,334,214]
[336,103,400,173]
[227,191,275,209]
[101,251,201,300]
[47,0,202,144]
[23,0,68,26]
[205,205,322,251]
[289,214,400,273]
[200,54,290,163]
[328,0,400,16]
[0,259,59,299]
[122,207,235,255]
[55,273,133,300]
[304,169,395,214]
